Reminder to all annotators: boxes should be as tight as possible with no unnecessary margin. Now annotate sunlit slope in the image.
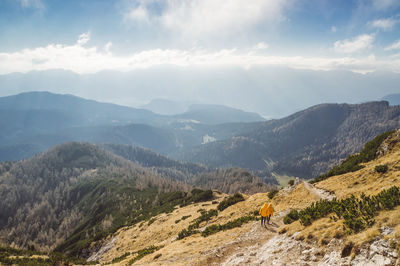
[99,129,400,265]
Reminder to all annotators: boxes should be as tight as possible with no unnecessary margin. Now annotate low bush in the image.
[283,210,299,224]
[267,189,279,199]
[127,245,163,265]
[284,186,400,234]
[288,180,295,186]
[201,215,257,237]
[177,209,218,240]
[148,218,156,226]
[111,252,130,263]
[375,164,388,173]
[217,193,245,211]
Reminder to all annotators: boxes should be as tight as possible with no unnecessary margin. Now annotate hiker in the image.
[266,203,274,224]
[259,202,268,227]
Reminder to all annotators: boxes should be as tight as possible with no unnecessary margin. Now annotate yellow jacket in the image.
[259,203,268,217]
[267,204,274,216]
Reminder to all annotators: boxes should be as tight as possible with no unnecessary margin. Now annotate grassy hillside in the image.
[93,129,400,265]
[280,129,400,254]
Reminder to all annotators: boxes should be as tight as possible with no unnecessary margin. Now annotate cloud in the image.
[124,0,288,41]
[19,0,44,10]
[333,34,374,54]
[253,42,269,50]
[124,4,150,23]
[77,32,90,46]
[104,42,112,53]
[385,40,400,51]
[0,33,400,74]
[370,18,398,31]
[372,0,400,10]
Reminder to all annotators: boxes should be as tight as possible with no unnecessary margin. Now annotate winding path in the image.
[303,181,336,200]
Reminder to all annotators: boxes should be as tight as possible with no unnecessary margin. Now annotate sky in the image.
[0,0,399,116]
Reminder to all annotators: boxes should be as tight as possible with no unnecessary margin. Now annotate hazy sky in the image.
[0,0,399,117]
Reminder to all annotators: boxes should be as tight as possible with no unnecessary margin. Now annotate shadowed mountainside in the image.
[180,101,400,179]
[0,142,191,256]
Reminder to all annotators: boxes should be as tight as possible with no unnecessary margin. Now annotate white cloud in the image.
[254,42,269,50]
[104,42,112,53]
[1,34,400,74]
[333,34,374,54]
[77,32,90,46]
[124,0,288,40]
[370,18,397,31]
[385,40,400,51]
[19,0,44,9]
[124,4,150,23]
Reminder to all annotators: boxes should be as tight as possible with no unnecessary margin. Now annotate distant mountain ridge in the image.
[174,104,265,124]
[141,98,193,115]
[180,101,400,179]
[0,91,163,126]
[1,92,400,185]
[0,91,264,161]
[383,93,400,106]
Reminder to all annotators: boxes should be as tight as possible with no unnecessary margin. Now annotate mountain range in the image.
[1,92,400,183]
[0,91,262,161]
[181,101,400,179]
[1,68,399,118]
[383,93,400,106]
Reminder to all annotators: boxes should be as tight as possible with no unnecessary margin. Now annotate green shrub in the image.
[181,215,191,221]
[375,164,388,173]
[217,193,245,211]
[291,186,400,234]
[267,189,279,199]
[288,180,295,186]
[178,189,214,207]
[283,209,299,224]
[111,252,130,263]
[148,218,156,226]
[201,215,257,237]
[311,130,394,183]
[191,189,214,203]
[177,209,218,240]
[127,245,163,265]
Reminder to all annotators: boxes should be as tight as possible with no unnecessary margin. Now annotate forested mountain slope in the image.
[0,142,190,256]
[182,101,400,179]
[0,142,272,259]
[103,143,275,191]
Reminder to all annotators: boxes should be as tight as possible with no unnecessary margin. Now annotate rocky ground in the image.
[220,224,399,266]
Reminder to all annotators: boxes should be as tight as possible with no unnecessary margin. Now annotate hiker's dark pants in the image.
[267,215,271,223]
[261,216,267,226]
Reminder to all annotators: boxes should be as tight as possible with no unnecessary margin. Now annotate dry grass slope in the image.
[95,130,400,265]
